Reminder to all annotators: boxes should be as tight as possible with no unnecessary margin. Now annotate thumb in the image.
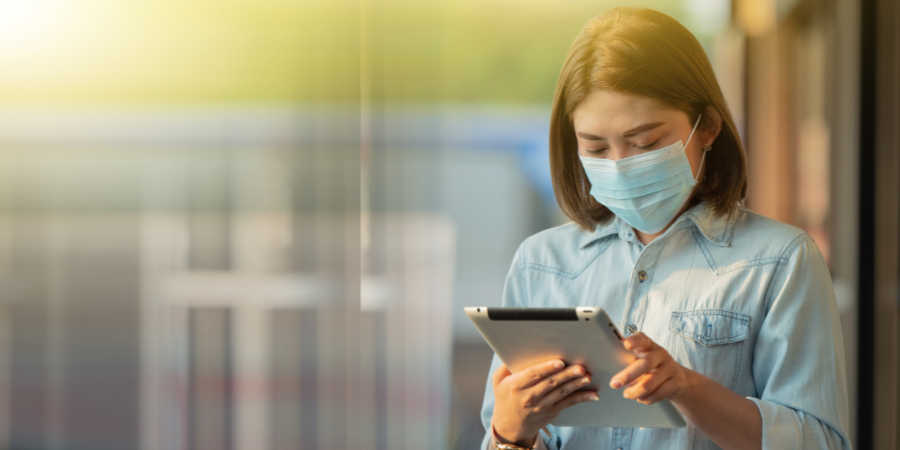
[492,364,512,387]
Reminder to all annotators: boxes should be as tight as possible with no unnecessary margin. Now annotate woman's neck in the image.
[634,228,665,246]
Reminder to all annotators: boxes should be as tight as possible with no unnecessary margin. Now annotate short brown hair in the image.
[549,7,748,231]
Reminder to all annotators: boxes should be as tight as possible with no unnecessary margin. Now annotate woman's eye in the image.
[635,140,659,151]
[584,148,607,156]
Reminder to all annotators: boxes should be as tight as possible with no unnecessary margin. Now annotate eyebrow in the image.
[576,121,665,140]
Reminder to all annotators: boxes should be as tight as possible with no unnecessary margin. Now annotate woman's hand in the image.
[492,360,599,446]
[610,332,690,404]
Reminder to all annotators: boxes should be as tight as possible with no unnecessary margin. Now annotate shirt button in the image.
[638,271,648,282]
[626,324,637,334]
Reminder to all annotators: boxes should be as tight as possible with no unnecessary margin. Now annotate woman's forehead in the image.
[572,90,686,134]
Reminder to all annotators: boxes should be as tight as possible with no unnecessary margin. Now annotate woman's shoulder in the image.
[730,206,813,251]
[706,206,821,271]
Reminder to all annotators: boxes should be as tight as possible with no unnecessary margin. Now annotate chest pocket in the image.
[667,310,750,391]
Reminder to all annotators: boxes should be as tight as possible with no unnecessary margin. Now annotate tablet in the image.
[466,306,686,428]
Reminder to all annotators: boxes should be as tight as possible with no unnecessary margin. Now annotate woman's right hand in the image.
[491,359,599,446]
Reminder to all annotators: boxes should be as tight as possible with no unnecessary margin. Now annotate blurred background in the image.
[0,0,896,449]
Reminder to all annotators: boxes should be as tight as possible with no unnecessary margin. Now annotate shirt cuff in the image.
[747,397,802,450]
[489,420,547,450]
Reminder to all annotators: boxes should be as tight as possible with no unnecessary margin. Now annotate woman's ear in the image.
[702,106,723,147]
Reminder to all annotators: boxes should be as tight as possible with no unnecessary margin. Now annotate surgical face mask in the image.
[579,114,708,234]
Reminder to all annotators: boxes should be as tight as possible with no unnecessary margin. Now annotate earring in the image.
[704,144,713,151]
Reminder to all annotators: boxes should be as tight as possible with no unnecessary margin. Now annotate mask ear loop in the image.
[684,113,703,148]
[684,113,709,182]
[695,144,712,182]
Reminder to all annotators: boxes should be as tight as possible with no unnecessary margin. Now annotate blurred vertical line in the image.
[225,309,235,450]
[316,306,332,448]
[299,310,317,450]
[173,306,192,450]
[374,311,387,450]
[893,3,900,446]
[742,0,796,221]
[232,307,270,450]
[856,0,876,446]
[187,308,199,450]
[187,309,198,450]
[0,307,9,448]
[188,309,233,450]
[352,310,377,448]
[361,0,372,277]
[870,0,900,446]
[0,156,12,449]
[45,215,65,450]
[895,2,900,446]
[140,158,192,450]
[269,311,297,450]
[829,0,862,444]
[741,0,750,154]
[359,4,375,447]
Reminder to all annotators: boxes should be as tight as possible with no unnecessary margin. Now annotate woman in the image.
[479,7,850,450]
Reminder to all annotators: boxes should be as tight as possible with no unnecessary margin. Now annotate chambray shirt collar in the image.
[578,201,736,250]
[577,215,621,249]
[680,201,736,247]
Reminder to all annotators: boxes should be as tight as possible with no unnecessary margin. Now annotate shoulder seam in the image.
[735,205,764,219]
[522,238,614,279]
[518,236,532,307]
[760,233,814,312]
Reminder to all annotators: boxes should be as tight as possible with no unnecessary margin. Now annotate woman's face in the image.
[571,89,714,179]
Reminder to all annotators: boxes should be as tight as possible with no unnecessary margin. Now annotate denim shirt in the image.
[480,202,851,450]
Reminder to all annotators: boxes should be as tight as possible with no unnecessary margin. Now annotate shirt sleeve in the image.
[480,241,555,450]
[749,236,851,449]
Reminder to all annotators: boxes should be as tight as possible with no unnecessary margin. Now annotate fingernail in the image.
[553,361,564,369]
[580,377,590,384]
[610,379,622,389]
[573,367,584,376]
[590,395,599,401]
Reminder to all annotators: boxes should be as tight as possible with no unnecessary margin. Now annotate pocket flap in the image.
[669,310,750,346]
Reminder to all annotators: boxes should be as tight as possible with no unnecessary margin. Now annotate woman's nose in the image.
[604,145,632,161]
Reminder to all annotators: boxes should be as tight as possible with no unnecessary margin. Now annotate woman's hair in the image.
[550,7,748,231]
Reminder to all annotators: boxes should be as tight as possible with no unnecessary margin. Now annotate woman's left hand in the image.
[610,332,691,405]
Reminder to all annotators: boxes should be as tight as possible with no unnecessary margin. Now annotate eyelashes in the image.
[582,139,660,155]
[635,139,660,151]
[584,148,607,156]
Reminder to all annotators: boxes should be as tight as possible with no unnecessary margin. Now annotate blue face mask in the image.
[579,114,708,234]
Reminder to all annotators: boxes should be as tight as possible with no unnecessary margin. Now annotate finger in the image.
[529,364,587,399]
[623,332,654,354]
[509,359,566,390]
[492,364,512,388]
[624,372,647,388]
[635,376,680,405]
[549,389,600,416]
[610,351,664,388]
[623,366,673,400]
[536,372,592,409]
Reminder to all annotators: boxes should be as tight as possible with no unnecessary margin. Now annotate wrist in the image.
[670,367,698,406]
[491,420,539,448]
